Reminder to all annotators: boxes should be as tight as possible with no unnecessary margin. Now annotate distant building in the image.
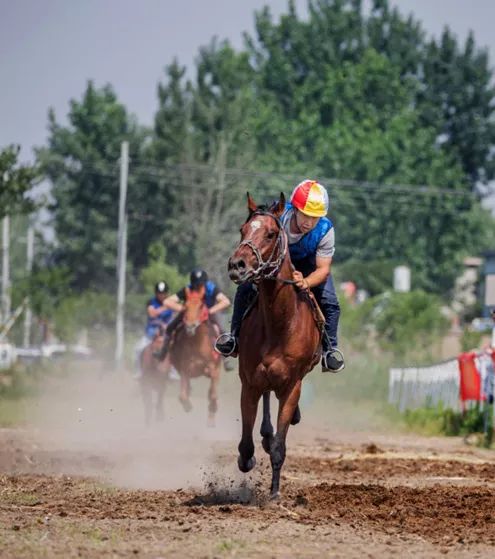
[482,251,495,317]
[452,257,482,317]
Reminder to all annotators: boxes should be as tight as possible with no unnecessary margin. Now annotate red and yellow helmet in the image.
[290,179,329,217]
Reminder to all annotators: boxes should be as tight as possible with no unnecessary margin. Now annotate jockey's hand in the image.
[293,271,309,290]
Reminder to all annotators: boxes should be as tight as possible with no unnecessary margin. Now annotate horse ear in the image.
[272,192,286,217]
[247,192,257,214]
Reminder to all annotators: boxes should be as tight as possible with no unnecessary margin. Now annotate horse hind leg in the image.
[260,391,274,454]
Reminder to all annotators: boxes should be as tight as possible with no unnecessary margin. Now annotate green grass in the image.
[2,492,41,506]
[0,397,32,427]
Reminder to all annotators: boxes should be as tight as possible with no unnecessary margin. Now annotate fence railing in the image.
[389,359,461,412]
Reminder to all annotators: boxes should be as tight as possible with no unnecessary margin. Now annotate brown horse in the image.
[139,327,170,425]
[228,193,322,498]
[169,287,221,427]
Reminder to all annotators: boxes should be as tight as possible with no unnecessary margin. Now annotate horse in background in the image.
[169,286,221,427]
[228,193,322,499]
[139,326,170,425]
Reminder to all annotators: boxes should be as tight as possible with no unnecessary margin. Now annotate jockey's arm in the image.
[208,292,231,315]
[147,304,168,318]
[163,294,185,313]
[293,256,332,289]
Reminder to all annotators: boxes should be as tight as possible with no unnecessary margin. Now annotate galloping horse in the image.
[228,193,322,498]
[169,287,221,427]
[139,326,169,425]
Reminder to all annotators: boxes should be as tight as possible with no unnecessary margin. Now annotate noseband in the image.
[237,210,288,283]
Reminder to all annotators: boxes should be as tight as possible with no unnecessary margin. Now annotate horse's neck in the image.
[258,256,297,332]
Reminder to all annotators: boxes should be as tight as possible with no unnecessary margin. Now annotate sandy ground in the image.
[0,368,494,558]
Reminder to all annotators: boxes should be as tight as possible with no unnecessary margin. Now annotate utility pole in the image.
[115,141,129,368]
[1,216,10,324]
[23,224,34,347]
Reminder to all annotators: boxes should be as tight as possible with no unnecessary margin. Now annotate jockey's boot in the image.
[214,332,238,358]
[322,348,345,373]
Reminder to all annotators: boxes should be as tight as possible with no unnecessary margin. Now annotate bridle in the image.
[237,210,295,285]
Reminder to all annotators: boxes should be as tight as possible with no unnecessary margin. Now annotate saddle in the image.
[243,287,326,343]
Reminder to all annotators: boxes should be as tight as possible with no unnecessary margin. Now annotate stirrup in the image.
[214,333,237,356]
[322,348,345,373]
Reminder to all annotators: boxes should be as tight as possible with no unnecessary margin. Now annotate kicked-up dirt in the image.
[0,371,494,558]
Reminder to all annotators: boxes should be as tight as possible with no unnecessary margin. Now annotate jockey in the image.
[133,280,175,378]
[146,280,174,338]
[215,179,345,373]
[156,269,231,360]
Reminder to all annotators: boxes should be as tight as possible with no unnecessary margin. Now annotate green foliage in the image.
[460,328,488,353]
[0,145,38,219]
[333,259,397,296]
[372,291,449,354]
[403,403,489,443]
[37,81,148,291]
[139,242,187,294]
[341,290,449,359]
[33,0,495,300]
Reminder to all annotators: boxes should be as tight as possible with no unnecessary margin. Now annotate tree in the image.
[37,81,147,291]
[0,145,38,219]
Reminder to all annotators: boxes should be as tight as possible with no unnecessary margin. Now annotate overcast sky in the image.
[2,0,495,164]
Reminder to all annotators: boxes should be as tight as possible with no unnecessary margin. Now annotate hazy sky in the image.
[2,0,495,164]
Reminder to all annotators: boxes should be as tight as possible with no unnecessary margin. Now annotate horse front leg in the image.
[260,391,274,454]
[238,384,261,473]
[179,374,192,413]
[207,366,219,428]
[270,380,302,499]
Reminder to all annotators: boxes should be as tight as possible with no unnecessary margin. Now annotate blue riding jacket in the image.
[282,203,333,274]
[146,296,174,338]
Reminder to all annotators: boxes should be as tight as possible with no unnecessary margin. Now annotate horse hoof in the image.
[179,398,193,413]
[269,491,281,502]
[237,455,256,473]
[207,415,216,428]
[291,406,301,425]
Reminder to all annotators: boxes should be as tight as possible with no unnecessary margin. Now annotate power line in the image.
[50,158,478,200]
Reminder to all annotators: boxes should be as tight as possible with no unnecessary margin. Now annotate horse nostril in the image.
[237,259,246,270]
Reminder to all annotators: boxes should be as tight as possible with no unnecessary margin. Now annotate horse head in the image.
[183,286,208,336]
[228,192,287,284]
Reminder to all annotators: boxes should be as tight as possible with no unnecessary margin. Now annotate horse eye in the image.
[267,231,276,240]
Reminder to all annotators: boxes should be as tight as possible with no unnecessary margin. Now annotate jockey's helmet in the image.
[154,280,169,294]
[290,179,329,217]
[190,269,208,288]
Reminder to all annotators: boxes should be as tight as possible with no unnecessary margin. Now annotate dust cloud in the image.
[24,360,245,491]
[18,356,387,493]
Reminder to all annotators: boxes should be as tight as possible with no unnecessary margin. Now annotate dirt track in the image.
[1,424,495,558]
[0,369,494,558]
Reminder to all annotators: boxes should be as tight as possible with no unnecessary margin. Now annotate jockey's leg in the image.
[215,282,255,357]
[312,275,345,373]
[209,313,235,370]
[133,335,151,379]
[155,313,182,361]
